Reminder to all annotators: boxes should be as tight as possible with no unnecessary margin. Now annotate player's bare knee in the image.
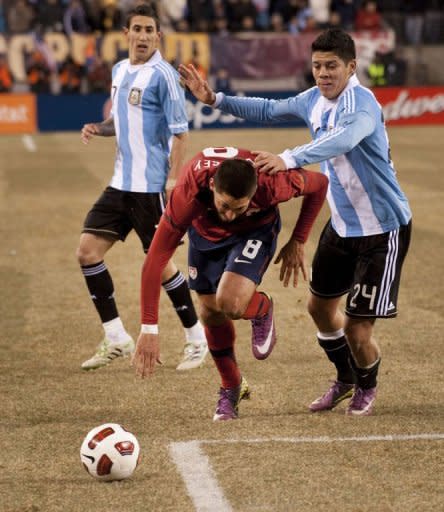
[216,295,244,319]
[76,246,86,265]
[76,245,101,266]
[307,298,320,322]
[307,296,339,327]
[200,306,225,326]
[343,324,355,340]
[344,318,374,345]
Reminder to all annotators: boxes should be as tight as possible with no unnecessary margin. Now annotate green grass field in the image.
[1,127,443,512]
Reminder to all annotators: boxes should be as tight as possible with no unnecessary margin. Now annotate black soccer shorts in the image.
[82,186,166,253]
[309,220,412,318]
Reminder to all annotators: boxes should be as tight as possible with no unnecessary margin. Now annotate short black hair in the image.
[311,28,356,63]
[125,3,160,31]
[213,159,257,199]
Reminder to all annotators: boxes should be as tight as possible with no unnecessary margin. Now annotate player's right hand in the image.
[252,151,287,174]
[132,333,162,379]
[81,123,100,144]
[178,63,216,105]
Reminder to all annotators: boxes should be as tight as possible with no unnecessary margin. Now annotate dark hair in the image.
[311,28,356,63]
[125,4,160,31]
[214,159,257,199]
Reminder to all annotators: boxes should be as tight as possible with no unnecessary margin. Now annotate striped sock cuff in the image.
[317,328,345,341]
[162,271,185,291]
[81,261,107,277]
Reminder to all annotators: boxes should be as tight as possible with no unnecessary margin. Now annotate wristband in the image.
[214,92,225,107]
[141,324,159,334]
[278,149,295,170]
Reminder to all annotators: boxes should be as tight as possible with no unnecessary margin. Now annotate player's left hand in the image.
[274,239,307,287]
[132,333,162,378]
[252,151,287,174]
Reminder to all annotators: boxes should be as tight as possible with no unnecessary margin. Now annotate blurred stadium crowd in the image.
[2,0,444,40]
[0,0,443,94]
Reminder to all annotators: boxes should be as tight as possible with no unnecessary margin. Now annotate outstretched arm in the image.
[279,111,376,169]
[133,216,185,379]
[252,110,376,174]
[133,182,204,378]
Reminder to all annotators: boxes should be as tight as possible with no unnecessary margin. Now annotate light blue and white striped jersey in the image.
[109,50,188,193]
[216,75,412,237]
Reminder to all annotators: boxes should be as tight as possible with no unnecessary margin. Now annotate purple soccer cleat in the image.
[213,377,251,421]
[346,386,377,416]
[309,380,354,412]
[251,294,276,360]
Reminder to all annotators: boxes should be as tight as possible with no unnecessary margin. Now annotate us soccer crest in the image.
[128,87,142,105]
[188,266,198,280]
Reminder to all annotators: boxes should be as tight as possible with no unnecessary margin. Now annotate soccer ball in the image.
[80,423,140,481]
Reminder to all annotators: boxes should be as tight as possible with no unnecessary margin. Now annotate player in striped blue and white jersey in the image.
[77,4,208,372]
[108,45,188,193]
[179,28,412,415]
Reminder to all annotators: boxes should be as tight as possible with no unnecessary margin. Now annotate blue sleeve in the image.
[284,109,376,167]
[158,66,189,134]
[218,89,314,125]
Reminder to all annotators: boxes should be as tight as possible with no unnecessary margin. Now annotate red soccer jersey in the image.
[166,146,322,242]
[141,146,328,324]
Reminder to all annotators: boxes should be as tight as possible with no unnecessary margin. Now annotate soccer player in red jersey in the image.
[133,146,328,420]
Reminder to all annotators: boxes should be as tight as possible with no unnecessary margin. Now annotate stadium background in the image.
[1,0,444,132]
[1,2,443,512]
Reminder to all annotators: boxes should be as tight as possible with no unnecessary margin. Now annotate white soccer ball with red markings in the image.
[80,423,140,481]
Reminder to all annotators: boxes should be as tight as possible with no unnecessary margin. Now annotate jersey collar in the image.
[145,49,162,67]
[128,50,162,71]
[323,74,360,108]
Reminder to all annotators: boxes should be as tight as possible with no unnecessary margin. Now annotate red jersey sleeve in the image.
[257,168,328,243]
[290,169,328,242]
[140,216,183,324]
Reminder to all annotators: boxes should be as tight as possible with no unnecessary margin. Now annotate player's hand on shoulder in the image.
[132,332,162,379]
[252,151,287,174]
[81,123,100,145]
[178,63,216,105]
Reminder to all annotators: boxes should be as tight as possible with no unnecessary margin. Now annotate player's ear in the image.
[348,58,357,76]
[209,177,215,192]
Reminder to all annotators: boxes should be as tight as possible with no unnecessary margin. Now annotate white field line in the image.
[169,433,444,512]
[169,441,234,512]
[201,432,444,445]
[22,134,37,152]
